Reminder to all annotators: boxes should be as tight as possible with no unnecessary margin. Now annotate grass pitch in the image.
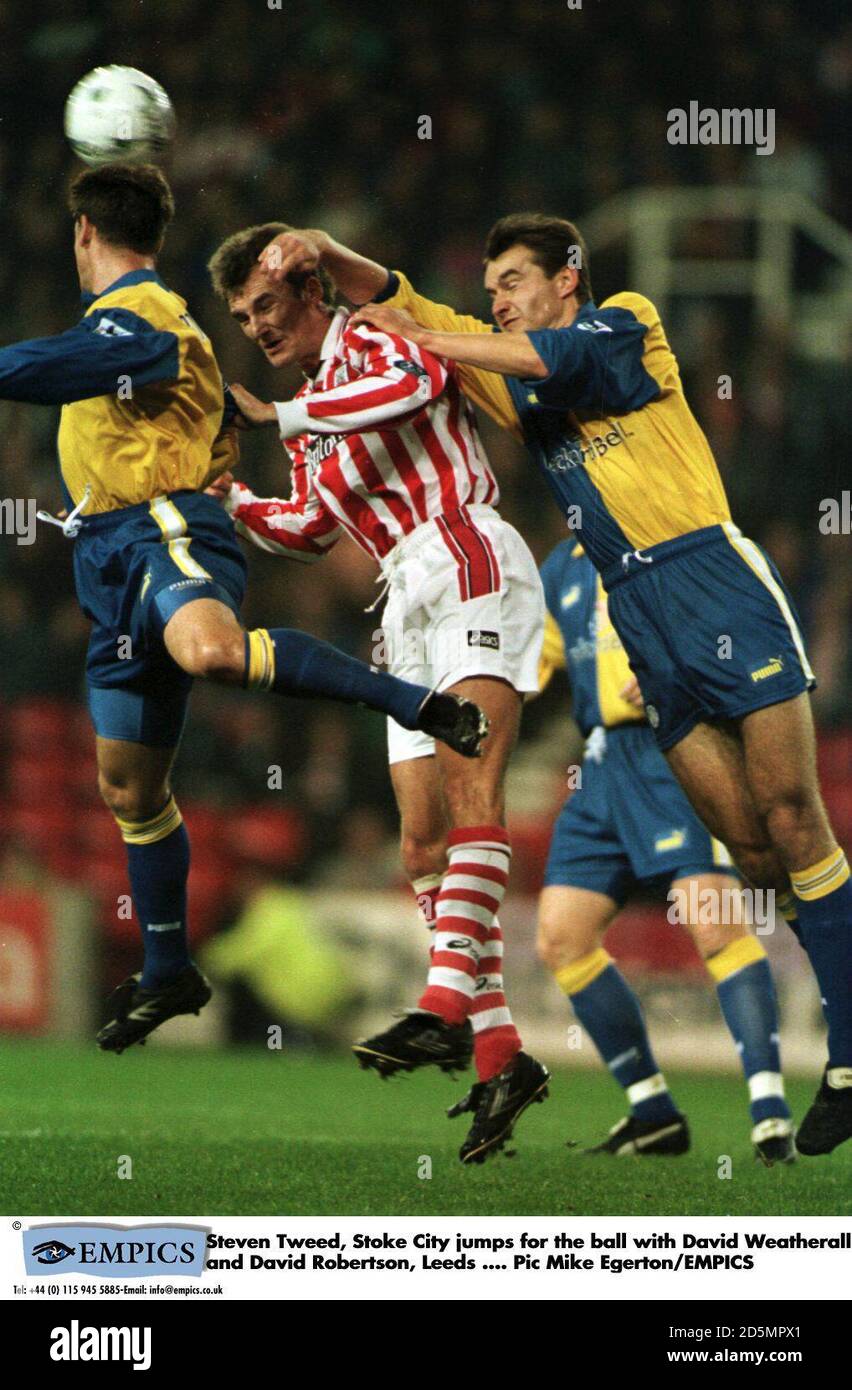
[1,1039,849,1216]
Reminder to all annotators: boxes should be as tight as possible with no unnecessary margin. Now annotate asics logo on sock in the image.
[447,938,473,950]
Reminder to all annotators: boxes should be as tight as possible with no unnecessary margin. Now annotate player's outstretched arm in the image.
[351,303,548,380]
[0,309,178,404]
[272,321,447,438]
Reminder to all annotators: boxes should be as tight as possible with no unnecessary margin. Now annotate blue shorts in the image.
[543,724,738,903]
[604,524,815,752]
[74,491,247,746]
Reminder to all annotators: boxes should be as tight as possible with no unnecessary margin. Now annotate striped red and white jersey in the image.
[227,307,500,565]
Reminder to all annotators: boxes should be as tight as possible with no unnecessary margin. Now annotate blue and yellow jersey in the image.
[375,272,732,576]
[539,538,645,737]
[0,269,232,513]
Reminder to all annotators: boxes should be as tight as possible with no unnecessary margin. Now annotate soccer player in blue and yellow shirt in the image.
[0,165,485,1052]
[262,220,851,1155]
[536,539,792,1164]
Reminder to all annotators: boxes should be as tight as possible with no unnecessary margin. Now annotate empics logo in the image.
[23,1224,206,1277]
[32,1240,75,1266]
[50,1320,151,1372]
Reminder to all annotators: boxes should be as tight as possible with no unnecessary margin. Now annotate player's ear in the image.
[75,213,95,247]
[554,264,580,302]
[300,272,325,306]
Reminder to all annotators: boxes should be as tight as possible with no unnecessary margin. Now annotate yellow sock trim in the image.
[116,796,183,846]
[555,948,613,996]
[791,847,850,903]
[245,628,276,691]
[776,890,799,922]
[705,934,766,984]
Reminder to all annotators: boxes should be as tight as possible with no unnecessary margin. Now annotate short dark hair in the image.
[207,223,336,304]
[484,213,592,304]
[68,163,175,255]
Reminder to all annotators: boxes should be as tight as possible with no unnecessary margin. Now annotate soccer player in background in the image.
[532,539,793,1165]
[0,166,487,1055]
[260,221,852,1157]
[205,223,549,1163]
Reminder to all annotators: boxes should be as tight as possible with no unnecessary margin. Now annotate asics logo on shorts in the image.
[467,629,500,649]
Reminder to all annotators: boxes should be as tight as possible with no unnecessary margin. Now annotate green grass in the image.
[1,1039,849,1215]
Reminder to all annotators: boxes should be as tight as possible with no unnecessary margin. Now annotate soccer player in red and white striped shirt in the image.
[207,223,550,1161]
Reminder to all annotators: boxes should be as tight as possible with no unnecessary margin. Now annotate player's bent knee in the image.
[536,910,595,974]
[181,634,244,682]
[691,919,748,959]
[97,773,169,824]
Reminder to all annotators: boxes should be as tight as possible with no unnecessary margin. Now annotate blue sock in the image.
[244,628,429,729]
[711,946,790,1126]
[791,850,852,1067]
[118,797,191,990]
[558,952,680,1125]
[776,889,805,950]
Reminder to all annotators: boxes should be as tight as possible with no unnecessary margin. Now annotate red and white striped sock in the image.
[418,826,510,1027]
[471,918,522,1081]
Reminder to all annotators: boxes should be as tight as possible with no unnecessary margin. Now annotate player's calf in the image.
[97,740,193,992]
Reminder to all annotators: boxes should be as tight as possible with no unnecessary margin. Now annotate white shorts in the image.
[382,504,545,764]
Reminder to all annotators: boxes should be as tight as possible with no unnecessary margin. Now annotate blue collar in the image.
[81,267,165,308]
[490,299,600,335]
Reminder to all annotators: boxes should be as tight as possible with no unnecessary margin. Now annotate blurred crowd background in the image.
[0,0,849,1047]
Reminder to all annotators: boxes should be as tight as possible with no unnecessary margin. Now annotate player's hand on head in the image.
[620,674,645,709]
[228,383,277,428]
[259,229,323,284]
[349,303,424,342]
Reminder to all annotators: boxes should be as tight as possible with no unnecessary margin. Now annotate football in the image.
[64,65,175,165]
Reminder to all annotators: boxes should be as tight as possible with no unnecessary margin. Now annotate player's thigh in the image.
[390,755,449,872]
[671,871,749,958]
[664,720,778,876]
[437,675,522,821]
[738,693,833,841]
[162,596,245,677]
[537,885,619,968]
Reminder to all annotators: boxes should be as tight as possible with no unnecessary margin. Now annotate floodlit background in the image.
[0,0,849,1070]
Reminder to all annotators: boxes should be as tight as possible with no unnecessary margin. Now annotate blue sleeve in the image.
[539,550,561,619]
[0,307,179,404]
[222,382,238,427]
[525,307,659,413]
[373,271,400,304]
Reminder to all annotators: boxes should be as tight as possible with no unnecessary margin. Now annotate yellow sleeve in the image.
[386,271,522,439]
[538,610,567,692]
